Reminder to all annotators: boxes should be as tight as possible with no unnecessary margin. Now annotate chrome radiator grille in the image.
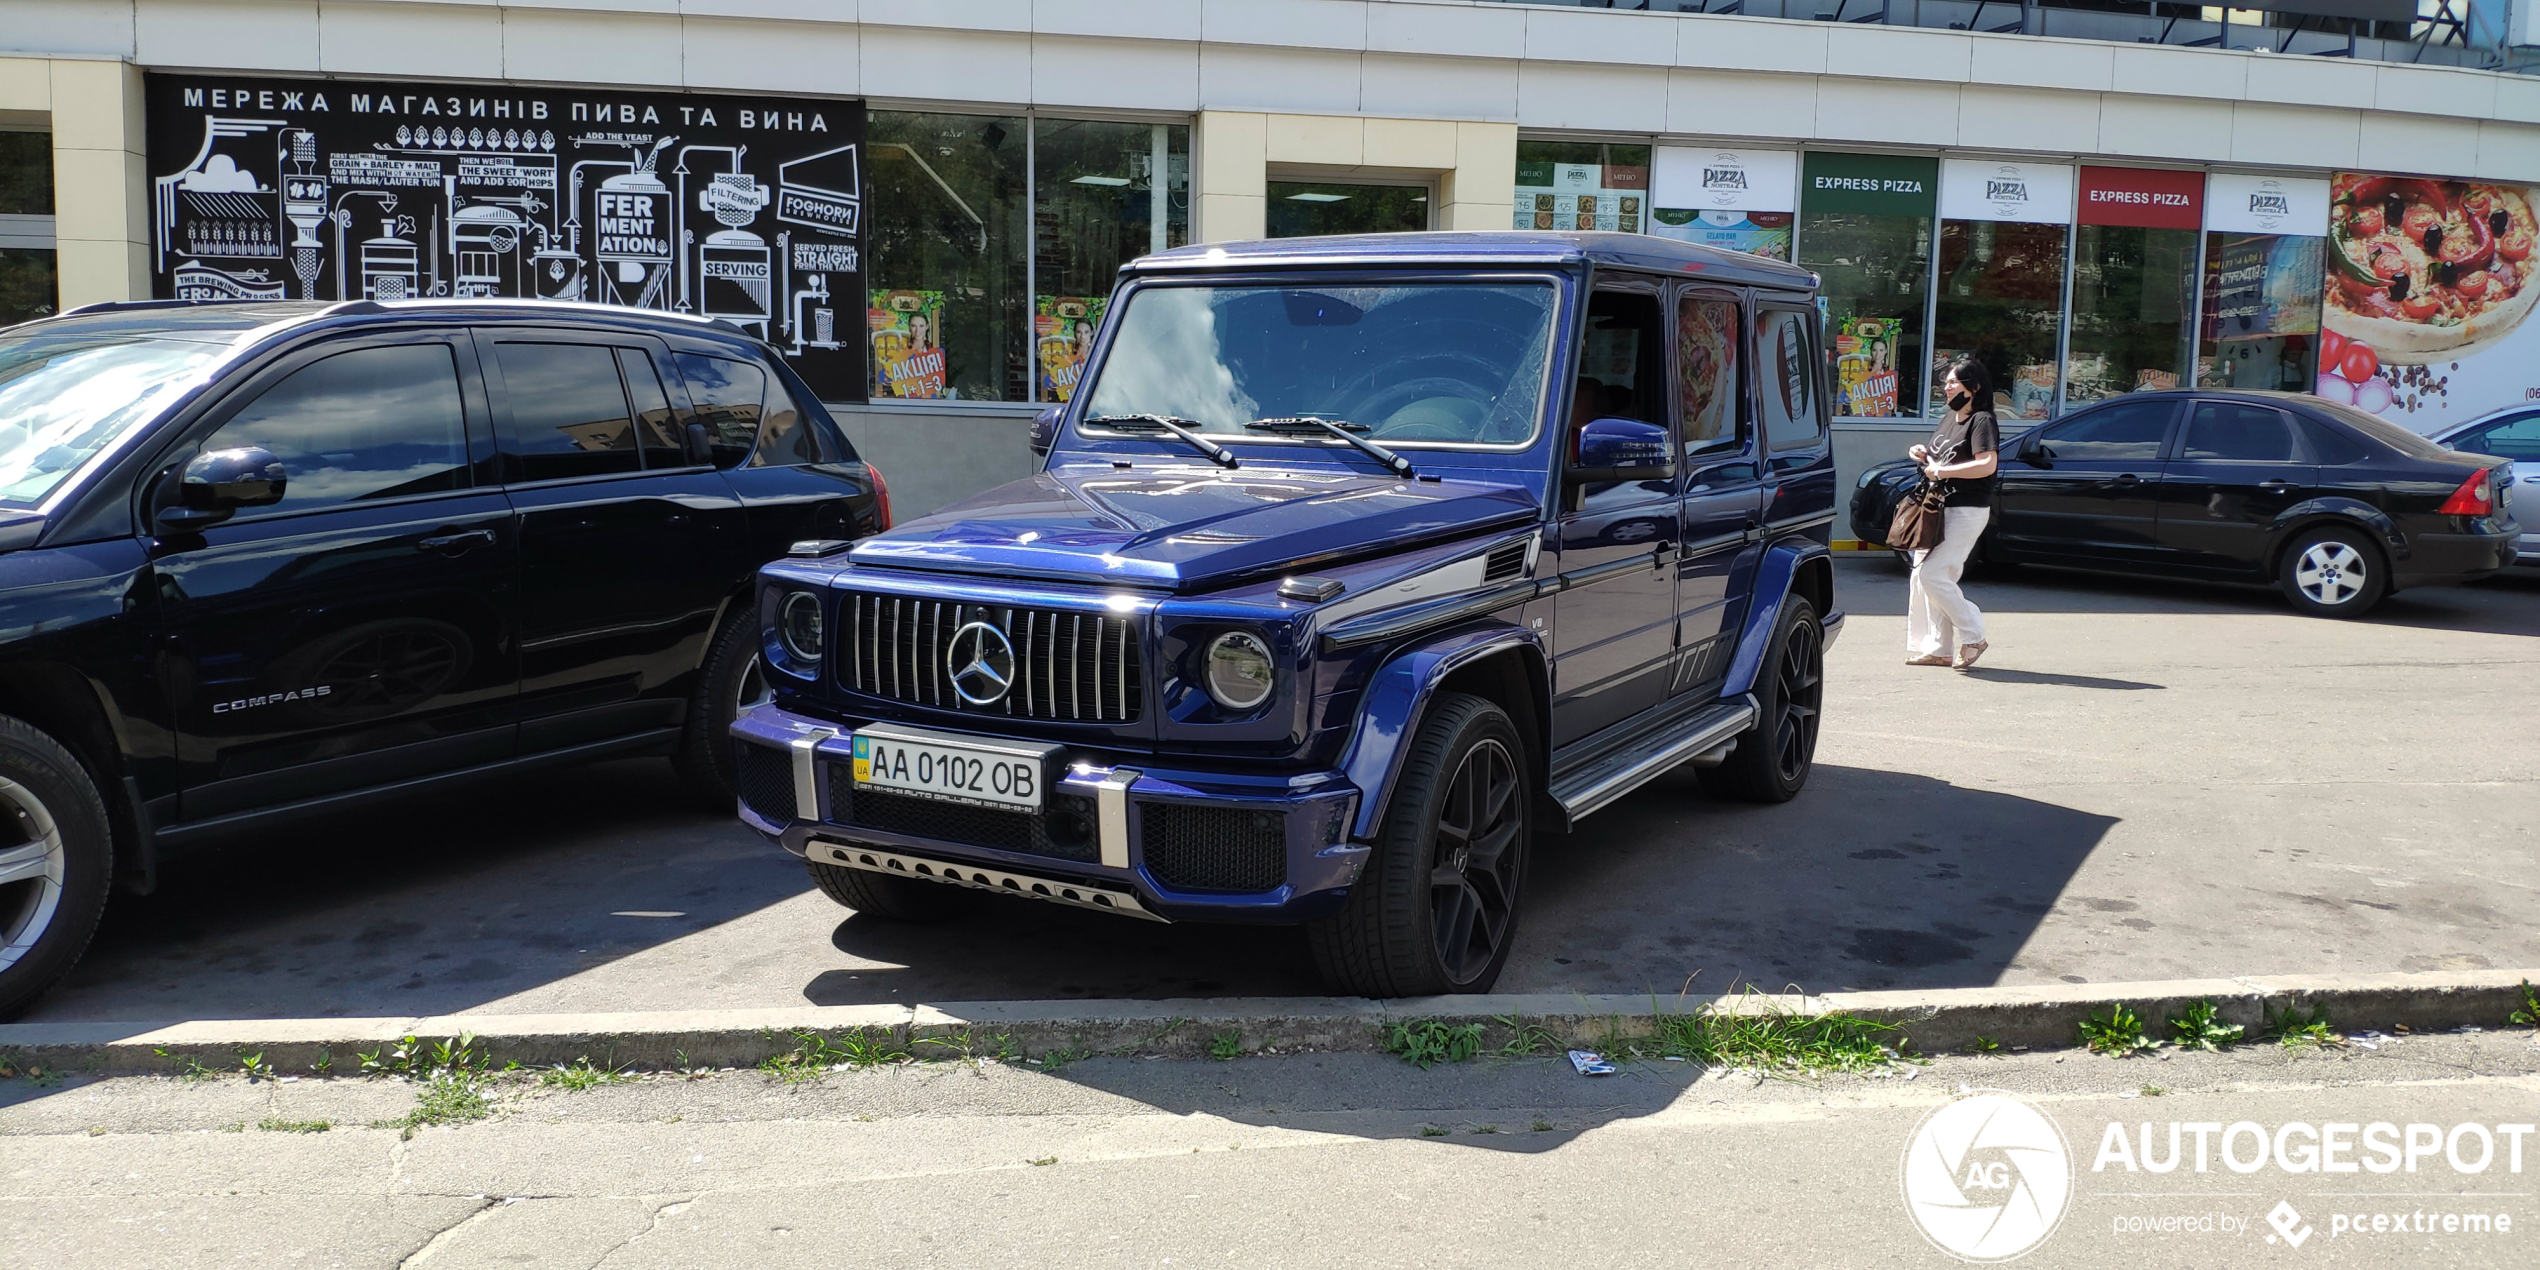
[841,594,1143,724]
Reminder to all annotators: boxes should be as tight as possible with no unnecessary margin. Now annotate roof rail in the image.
[321,299,387,317]
[59,298,230,317]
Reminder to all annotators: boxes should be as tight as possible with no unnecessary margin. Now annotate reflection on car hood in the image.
[848,465,1540,591]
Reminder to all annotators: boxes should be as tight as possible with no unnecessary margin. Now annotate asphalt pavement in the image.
[6,1030,2537,1267]
[22,559,2539,1023]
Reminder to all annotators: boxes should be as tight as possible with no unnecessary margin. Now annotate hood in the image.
[847,465,1539,591]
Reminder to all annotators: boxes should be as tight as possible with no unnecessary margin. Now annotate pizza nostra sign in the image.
[2077,166,2202,230]
[1800,152,1937,218]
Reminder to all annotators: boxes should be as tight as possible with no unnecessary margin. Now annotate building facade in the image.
[5,0,2535,515]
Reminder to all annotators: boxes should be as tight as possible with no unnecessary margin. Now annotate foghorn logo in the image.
[1902,1090,2075,1262]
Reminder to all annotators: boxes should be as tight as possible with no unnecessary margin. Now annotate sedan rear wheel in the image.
[0,716,112,1021]
[2281,526,2388,618]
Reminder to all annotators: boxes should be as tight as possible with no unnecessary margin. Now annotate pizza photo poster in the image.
[143,74,869,401]
[2321,171,2539,427]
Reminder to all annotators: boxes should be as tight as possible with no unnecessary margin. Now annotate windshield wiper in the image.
[1082,413,1240,470]
[1243,416,1414,478]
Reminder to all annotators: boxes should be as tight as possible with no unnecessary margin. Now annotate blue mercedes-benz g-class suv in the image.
[735,231,1841,997]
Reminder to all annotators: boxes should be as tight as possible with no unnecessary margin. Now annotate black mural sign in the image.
[144,73,867,400]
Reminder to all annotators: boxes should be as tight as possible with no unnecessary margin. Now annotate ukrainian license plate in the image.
[850,725,1056,811]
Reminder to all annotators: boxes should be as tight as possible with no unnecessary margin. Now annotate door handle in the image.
[2257,479,2295,493]
[418,528,497,555]
[2097,473,2140,488]
[666,511,692,527]
[1652,542,1677,565]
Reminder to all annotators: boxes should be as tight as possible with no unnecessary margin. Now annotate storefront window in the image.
[866,112,1028,401]
[1930,160,2073,422]
[2064,167,2201,404]
[1514,141,1649,234]
[1266,181,1429,238]
[1033,119,1187,402]
[2196,174,2330,395]
[1798,152,1935,419]
[0,130,56,326]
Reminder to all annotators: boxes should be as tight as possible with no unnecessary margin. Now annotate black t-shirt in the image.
[1927,410,2002,507]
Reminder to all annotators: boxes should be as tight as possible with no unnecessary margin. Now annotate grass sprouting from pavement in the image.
[1627,992,1916,1076]
[2079,1004,2159,1056]
[539,1058,631,1092]
[256,1118,332,1133]
[758,1029,917,1083]
[1382,1021,1484,1069]
[2263,1001,2343,1050]
[2166,999,2244,1051]
[2511,980,2539,1030]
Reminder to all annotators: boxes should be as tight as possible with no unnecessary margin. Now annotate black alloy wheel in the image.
[1427,735,1524,986]
[1699,595,1823,804]
[1308,692,1531,997]
[675,610,776,809]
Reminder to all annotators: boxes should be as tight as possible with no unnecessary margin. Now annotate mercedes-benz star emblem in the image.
[946,621,1016,706]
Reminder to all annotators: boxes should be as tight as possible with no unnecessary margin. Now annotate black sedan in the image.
[1848,390,2520,617]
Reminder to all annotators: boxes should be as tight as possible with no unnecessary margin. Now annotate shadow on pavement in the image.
[30,760,804,1022]
[1506,763,2121,997]
[1958,667,2164,691]
[805,901,1321,1005]
[1840,555,2538,636]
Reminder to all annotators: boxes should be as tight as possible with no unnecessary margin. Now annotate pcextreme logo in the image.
[1901,1090,2074,1262]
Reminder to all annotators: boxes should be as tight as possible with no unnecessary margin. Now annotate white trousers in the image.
[1907,505,1991,657]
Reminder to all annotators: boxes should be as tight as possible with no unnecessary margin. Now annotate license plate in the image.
[850,725,1057,811]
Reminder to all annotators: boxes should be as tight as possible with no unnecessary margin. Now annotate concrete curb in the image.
[2,971,2531,1075]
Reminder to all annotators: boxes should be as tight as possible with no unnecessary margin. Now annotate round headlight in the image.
[1203,631,1276,712]
[778,591,824,664]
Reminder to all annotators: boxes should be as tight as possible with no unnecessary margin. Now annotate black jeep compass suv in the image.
[0,298,884,1016]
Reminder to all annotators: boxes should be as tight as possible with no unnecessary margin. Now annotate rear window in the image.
[2303,399,2452,460]
[673,352,849,468]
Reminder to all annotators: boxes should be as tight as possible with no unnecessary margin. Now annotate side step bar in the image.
[1547,695,1758,825]
[805,839,1166,922]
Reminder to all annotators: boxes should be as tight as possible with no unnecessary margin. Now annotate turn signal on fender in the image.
[2436,469,2495,517]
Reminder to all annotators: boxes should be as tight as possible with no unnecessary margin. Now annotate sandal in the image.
[1953,641,1989,670]
[1905,653,1952,666]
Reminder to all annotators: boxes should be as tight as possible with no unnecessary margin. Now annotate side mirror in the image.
[2017,437,2051,468]
[1566,416,1676,485]
[683,421,714,466]
[1028,405,1062,459]
[161,447,285,532]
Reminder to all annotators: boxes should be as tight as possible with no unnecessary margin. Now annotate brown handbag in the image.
[1887,478,1948,553]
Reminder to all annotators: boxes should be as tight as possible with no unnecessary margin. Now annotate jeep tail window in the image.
[493,342,639,483]
[1079,281,1555,447]
[749,372,824,467]
[0,327,229,508]
[673,352,765,467]
[1675,294,1743,457]
[1755,308,1822,453]
[200,343,470,516]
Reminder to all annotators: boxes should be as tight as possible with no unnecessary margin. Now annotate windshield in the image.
[1080,280,1556,446]
[0,327,230,508]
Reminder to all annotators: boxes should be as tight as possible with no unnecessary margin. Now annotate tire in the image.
[1307,693,1530,998]
[0,715,114,1022]
[2279,525,2389,618]
[673,609,772,810]
[1698,595,1824,804]
[807,860,962,922]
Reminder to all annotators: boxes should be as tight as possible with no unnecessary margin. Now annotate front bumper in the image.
[730,704,1365,923]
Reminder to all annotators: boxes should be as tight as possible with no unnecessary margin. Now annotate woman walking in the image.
[1905,360,2000,670]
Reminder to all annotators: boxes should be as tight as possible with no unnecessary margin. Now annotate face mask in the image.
[1948,390,1972,412]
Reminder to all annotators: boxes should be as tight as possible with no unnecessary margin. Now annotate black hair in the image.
[1943,358,1994,411]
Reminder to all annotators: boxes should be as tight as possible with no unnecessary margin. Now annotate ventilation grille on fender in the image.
[1481,540,1530,584]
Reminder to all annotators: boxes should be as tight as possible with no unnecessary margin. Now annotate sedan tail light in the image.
[866,460,894,531]
[2437,468,2495,516]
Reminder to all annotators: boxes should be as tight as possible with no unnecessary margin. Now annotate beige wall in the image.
[3,57,151,309]
[1194,111,1517,243]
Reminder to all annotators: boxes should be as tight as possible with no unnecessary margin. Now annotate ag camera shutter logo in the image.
[1901,1090,2074,1261]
